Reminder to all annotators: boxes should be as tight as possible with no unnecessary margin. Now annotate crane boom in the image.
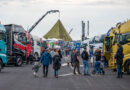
[28,10,60,33]
[69,28,73,34]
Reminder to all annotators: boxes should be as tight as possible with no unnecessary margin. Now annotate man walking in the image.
[81,48,89,75]
[40,49,52,78]
[73,49,81,75]
[115,44,124,78]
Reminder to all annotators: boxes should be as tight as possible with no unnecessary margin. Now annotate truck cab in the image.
[4,24,27,66]
[32,35,42,60]
[0,24,7,72]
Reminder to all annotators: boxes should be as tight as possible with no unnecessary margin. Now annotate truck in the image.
[32,35,42,60]
[4,24,28,66]
[81,34,106,53]
[103,20,130,74]
[0,24,7,72]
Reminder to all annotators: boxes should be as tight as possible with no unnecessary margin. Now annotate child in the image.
[32,61,40,77]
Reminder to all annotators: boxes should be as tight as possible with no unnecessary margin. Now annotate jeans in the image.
[117,64,122,78]
[73,61,80,74]
[95,61,101,73]
[54,69,58,76]
[43,65,49,77]
[83,60,89,74]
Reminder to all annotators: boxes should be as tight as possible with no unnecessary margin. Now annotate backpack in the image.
[82,51,88,60]
[54,56,60,64]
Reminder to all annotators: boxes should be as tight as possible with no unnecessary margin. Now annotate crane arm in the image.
[28,10,60,33]
[69,28,73,34]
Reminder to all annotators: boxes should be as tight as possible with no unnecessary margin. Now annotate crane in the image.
[28,10,60,33]
[69,28,73,34]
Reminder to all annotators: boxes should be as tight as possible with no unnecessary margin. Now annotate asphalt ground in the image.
[0,57,130,90]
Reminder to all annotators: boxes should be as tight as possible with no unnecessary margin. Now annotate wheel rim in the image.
[17,58,22,65]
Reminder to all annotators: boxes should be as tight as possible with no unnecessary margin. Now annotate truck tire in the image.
[0,59,3,72]
[15,56,23,66]
[0,63,2,72]
[125,60,130,74]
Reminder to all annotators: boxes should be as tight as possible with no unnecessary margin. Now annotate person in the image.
[89,47,94,67]
[100,51,105,75]
[58,49,62,59]
[94,48,101,74]
[115,44,124,78]
[81,48,89,75]
[32,60,40,77]
[53,51,61,78]
[65,48,70,66]
[40,49,52,78]
[50,48,55,58]
[71,49,75,67]
[73,49,81,75]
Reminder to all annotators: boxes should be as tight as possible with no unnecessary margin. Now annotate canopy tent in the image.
[44,20,72,41]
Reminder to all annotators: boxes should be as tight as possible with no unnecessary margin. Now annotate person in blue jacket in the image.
[40,48,52,78]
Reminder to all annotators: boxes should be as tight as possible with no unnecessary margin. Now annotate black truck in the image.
[4,24,28,66]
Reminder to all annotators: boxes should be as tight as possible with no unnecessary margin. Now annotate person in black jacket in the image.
[53,52,61,78]
[115,44,124,78]
[94,48,101,74]
[73,49,81,75]
[81,48,89,75]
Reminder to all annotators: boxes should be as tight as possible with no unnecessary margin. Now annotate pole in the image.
[87,20,89,37]
[82,21,85,41]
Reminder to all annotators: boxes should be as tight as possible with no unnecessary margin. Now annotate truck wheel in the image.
[0,63,2,72]
[15,56,23,66]
[0,60,3,72]
[126,61,130,74]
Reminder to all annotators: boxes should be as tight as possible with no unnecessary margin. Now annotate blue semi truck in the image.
[0,24,7,72]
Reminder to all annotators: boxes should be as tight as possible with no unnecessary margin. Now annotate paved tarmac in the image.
[0,58,130,90]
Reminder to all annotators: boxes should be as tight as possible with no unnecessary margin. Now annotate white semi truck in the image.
[32,35,42,60]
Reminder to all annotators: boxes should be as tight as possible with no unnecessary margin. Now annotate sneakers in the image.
[84,73,90,76]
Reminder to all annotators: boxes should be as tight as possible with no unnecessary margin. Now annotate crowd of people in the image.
[32,44,124,79]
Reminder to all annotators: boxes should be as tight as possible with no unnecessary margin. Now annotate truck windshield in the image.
[0,32,6,41]
[105,37,111,52]
[14,33,27,45]
[94,35,106,44]
[119,33,130,45]
[99,35,105,43]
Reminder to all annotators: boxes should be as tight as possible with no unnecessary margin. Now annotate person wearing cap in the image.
[40,48,52,78]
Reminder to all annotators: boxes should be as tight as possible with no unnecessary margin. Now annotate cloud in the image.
[0,0,130,7]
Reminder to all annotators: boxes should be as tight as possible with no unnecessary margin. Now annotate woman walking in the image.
[53,51,61,78]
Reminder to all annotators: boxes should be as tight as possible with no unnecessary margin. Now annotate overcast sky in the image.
[0,0,130,40]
